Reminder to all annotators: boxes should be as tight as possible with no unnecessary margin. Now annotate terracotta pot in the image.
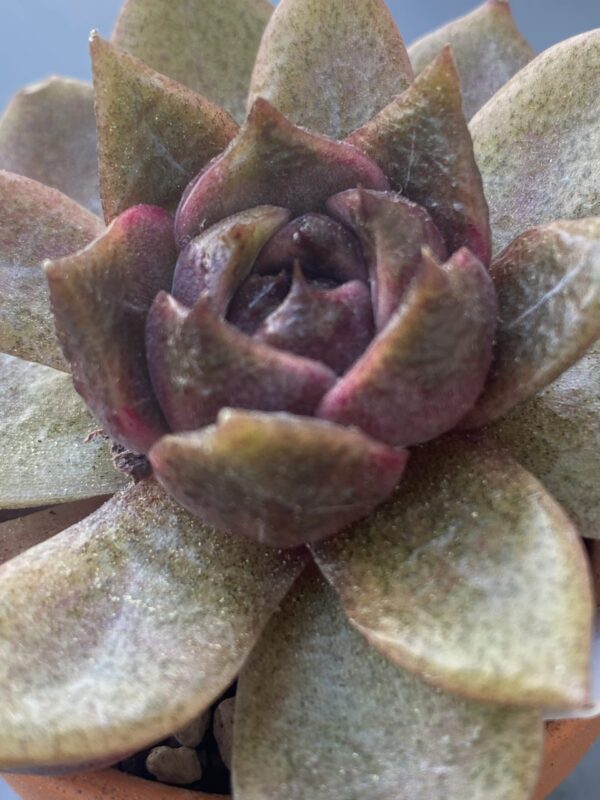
[3,715,600,800]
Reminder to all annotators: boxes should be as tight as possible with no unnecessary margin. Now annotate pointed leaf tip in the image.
[150,410,407,548]
[318,247,497,447]
[409,0,534,119]
[46,205,177,454]
[92,35,238,223]
[248,0,413,138]
[175,99,388,247]
[348,48,491,266]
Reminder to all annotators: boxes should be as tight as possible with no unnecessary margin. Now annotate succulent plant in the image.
[0,0,599,797]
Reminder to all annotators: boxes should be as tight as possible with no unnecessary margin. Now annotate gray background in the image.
[0,1,598,798]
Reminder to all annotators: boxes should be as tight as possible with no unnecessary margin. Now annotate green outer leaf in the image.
[234,569,544,800]
[0,267,66,372]
[0,354,126,509]
[409,0,533,119]
[248,0,413,139]
[0,77,101,215]
[112,0,272,123]
[0,499,107,565]
[0,171,104,370]
[312,437,593,709]
[470,30,600,255]
[91,35,238,223]
[464,218,600,428]
[0,171,103,269]
[0,480,307,771]
[489,341,600,540]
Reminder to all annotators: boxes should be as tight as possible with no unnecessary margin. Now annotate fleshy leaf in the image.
[471,30,600,254]
[0,269,64,372]
[248,0,413,139]
[150,409,407,548]
[0,77,101,215]
[0,355,126,509]
[313,437,593,708]
[464,219,600,428]
[408,0,534,119]
[488,342,600,540]
[0,171,103,370]
[234,569,544,800]
[46,205,177,454]
[347,48,491,266]
[145,294,337,431]
[174,99,389,247]
[91,35,238,223]
[0,499,106,565]
[255,213,367,284]
[255,267,374,374]
[327,189,447,330]
[172,207,291,311]
[0,172,103,267]
[0,480,307,771]
[112,0,272,122]
[318,248,496,447]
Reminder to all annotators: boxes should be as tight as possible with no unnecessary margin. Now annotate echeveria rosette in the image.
[0,1,598,798]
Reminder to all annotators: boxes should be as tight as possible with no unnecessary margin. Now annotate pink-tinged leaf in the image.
[256,267,374,374]
[327,189,447,330]
[0,499,107,565]
[91,35,238,223]
[488,342,600,541]
[174,99,389,247]
[471,30,600,255]
[234,570,544,800]
[347,48,491,266]
[150,410,407,548]
[248,0,413,139]
[255,213,367,284]
[46,206,177,454]
[318,248,496,447]
[172,207,290,310]
[228,272,292,335]
[0,77,101,215]
[112,0,272,123]
[145,293,337,432]
[0,171,104,370]
[464,218,600,428]
[408,0,534,119]
[313,438,594,709]
[0,479,307,771]
[0,355,126,510]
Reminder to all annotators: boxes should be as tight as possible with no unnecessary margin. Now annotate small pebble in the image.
[174,708,211,748]
[213,697,236,770]
[145,745,203,785]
